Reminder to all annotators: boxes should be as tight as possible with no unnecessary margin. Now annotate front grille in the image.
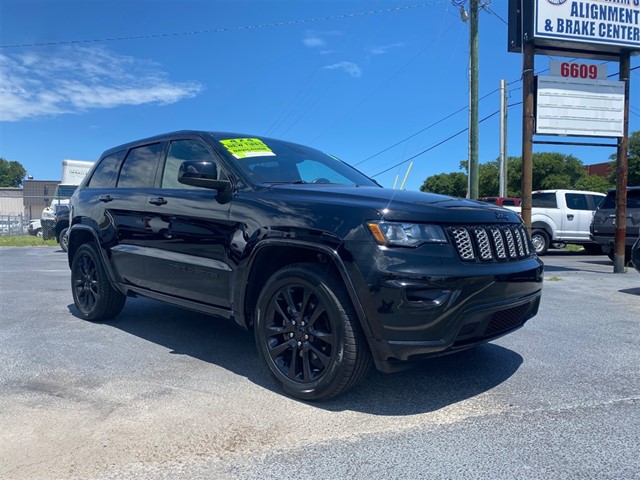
[448,224,532,262]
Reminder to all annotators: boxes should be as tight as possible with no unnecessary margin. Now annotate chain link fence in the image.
[0,214,29,236]
[1,182,75,238]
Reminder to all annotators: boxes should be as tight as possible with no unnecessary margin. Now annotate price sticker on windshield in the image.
[220,138,276,159]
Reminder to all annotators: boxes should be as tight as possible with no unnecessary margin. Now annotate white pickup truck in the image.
[504,189,605,255]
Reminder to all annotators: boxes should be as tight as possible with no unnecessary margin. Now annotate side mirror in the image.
[178,161,231,192]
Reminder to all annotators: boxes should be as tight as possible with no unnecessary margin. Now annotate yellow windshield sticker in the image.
[220,138,276,159]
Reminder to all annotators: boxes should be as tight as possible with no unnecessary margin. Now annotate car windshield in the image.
[214,135,379,187]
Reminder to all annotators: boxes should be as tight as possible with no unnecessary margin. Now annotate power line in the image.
[312,14,459,144]
[370,107,511,178]
[269,3,386,139]
[355,87,500,167]
[0,2,446,49]
[360,60,638,171]
[483,5,508,25]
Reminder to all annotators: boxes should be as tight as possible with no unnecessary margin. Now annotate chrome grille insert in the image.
[448,225,533,263]
[473,228,493,260]
[450,227,475,260]
[490,227,507,259]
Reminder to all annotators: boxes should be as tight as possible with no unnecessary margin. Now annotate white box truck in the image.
[41,159,94,241]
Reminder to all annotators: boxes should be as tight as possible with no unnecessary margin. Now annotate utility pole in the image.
[613,51,630,274]
[499,79,507,198]
[521,42,535,233]
[468,0,479,199]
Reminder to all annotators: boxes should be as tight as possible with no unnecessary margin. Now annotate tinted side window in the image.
[532,193,557,208]
[501,199,516,206]
[628,189,640,208]
[88,151,125,188]
[565,193,589,210]
[601,193,616,209]
[117,143,163,188]
[161,140,215,189]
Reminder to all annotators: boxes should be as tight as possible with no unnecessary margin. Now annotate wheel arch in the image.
[67,224,125,295]
[531,220,554,240]
[237,240,372,339]
[54,220,69,239]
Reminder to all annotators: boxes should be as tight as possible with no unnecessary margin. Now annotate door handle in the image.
[567,214,574,221]
[98,195,113,203]
[149,197,168,206]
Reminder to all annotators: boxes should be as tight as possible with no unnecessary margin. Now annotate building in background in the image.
[584,162,612,179]
[0,188,24,217]
[21,180,60,220]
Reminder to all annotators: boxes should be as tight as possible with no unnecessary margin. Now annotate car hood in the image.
[266,185,522,224]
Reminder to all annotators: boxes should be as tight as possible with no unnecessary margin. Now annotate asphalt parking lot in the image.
[1,247,639,480]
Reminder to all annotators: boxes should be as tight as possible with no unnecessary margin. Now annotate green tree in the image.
[421,152,594,198]
[507,152,586,196]
[477,160,499,197]
[420,171,467,197]
[574,174,613,193]
[608,130,640,186]
[0,158,27,187]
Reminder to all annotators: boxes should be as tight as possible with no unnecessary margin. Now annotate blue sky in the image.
[1,0,639,192]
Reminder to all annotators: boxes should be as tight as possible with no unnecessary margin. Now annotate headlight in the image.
[367,222,448,247]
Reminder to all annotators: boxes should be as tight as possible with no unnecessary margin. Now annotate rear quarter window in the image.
[88,151,126,188]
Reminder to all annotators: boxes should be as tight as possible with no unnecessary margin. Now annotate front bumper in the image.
[345,241,543,371]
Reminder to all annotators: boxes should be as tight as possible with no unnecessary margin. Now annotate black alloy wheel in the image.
[255,263,371,401]
[71,244,125,321]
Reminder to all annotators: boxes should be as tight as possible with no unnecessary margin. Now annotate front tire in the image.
[71,243,125,321]
[58,228,69,252]
[530,229,550,255]
[254,263,371,401]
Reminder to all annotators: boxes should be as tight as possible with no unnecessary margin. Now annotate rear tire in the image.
[530,229,550,256]
[254,263,371,401]
[71,243,125,321]
[582,243,603,255]
[607,248,632,264]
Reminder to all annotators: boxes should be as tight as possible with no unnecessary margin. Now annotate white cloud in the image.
[303,36,326,48]
[369,42,406,55]
[302,30,341,50]
[323,61,362,78]
[0,46,202,122]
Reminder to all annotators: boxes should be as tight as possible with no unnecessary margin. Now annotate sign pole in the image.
[521,41,535,233]
[613,51,630,273]
[499,79,507,198]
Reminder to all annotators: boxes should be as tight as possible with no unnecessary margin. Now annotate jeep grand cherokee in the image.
[68,131,543,400]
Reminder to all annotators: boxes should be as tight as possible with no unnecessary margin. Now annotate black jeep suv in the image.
[68,131,543,400]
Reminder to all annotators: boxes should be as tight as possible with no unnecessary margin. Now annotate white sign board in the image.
[536,75,625,137]
[535,0,640,50]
